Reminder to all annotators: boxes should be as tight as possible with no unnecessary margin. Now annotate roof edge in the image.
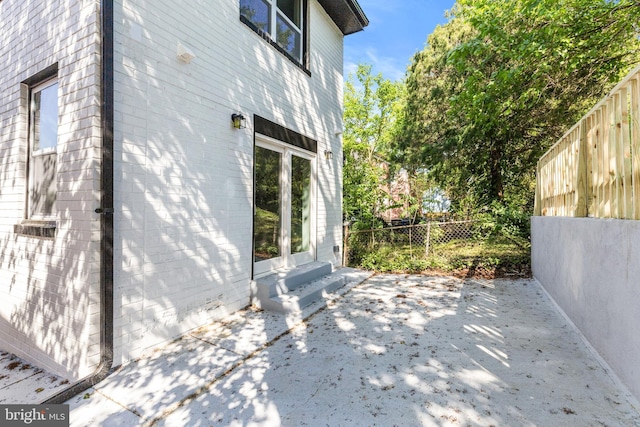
[317,0,369,35]
[345,0,368,27]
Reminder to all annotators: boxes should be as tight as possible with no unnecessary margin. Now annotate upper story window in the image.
[240,0,306,67]
[28,78,58,220]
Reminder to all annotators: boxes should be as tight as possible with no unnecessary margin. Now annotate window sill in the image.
[14,220,56,239]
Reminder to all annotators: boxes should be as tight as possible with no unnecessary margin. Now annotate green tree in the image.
[343,64,404,229]
[400,0,640,214]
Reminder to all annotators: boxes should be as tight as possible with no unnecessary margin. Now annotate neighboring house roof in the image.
[318,0,369,35]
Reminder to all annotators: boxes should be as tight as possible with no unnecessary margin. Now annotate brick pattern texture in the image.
[112,0,345,364]
[0,0,102,380]
[0,0,346,376]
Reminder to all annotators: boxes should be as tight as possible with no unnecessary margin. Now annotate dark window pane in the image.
[240,0,270,33]
[254,146,281,262]
[276,14,301,60]
[277,0,300,27]
[291,155,311,253]
[29,153,57,218]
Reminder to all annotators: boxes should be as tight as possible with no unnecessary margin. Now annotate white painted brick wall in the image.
[112,0,346,364]
[0,0,102,380]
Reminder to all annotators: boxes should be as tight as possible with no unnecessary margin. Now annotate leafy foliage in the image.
[398,0,640,216]
[355,235,530,275]
[473,201,532,241]
[343,64,405,229]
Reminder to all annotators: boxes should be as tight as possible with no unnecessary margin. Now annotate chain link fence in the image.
[343,220,478,267]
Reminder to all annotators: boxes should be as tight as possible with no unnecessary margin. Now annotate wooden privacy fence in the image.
[535,64,640,218]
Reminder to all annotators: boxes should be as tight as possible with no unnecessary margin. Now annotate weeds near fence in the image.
[344,220,531,278]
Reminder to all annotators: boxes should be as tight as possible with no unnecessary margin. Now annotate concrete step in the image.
[252,262,346,313]
[256,261,332,298]
[261,273,346,313]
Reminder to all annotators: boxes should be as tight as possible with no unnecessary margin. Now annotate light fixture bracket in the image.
[231,113,246,129]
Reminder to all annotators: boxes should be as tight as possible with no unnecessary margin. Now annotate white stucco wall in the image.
[0,0,102,380]
[532,216,640,403]
[112,0,345,364]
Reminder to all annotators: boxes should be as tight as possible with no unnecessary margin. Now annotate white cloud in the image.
[344,61,359,79]
[344,48,407,82]
[363,48,407,82]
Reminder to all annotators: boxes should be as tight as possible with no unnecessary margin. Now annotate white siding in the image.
[112,0,345,364]
[0,0,347,376]
[0,0,102,380]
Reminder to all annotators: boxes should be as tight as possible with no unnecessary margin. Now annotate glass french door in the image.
[253,137,316,276]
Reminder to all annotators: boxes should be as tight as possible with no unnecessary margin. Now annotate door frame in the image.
[253,133,317,277]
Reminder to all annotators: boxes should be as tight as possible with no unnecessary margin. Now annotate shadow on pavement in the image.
[138,275,640,426]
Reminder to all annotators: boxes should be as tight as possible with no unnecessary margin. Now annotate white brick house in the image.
[0,0,367,394]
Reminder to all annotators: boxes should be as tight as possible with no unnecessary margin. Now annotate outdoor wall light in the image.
[324,150,333,160]
[231,113,246,129]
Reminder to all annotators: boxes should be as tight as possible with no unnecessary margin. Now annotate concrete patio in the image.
[58,269,640,426]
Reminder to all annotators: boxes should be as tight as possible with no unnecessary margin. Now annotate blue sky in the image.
[344,0,456,82]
